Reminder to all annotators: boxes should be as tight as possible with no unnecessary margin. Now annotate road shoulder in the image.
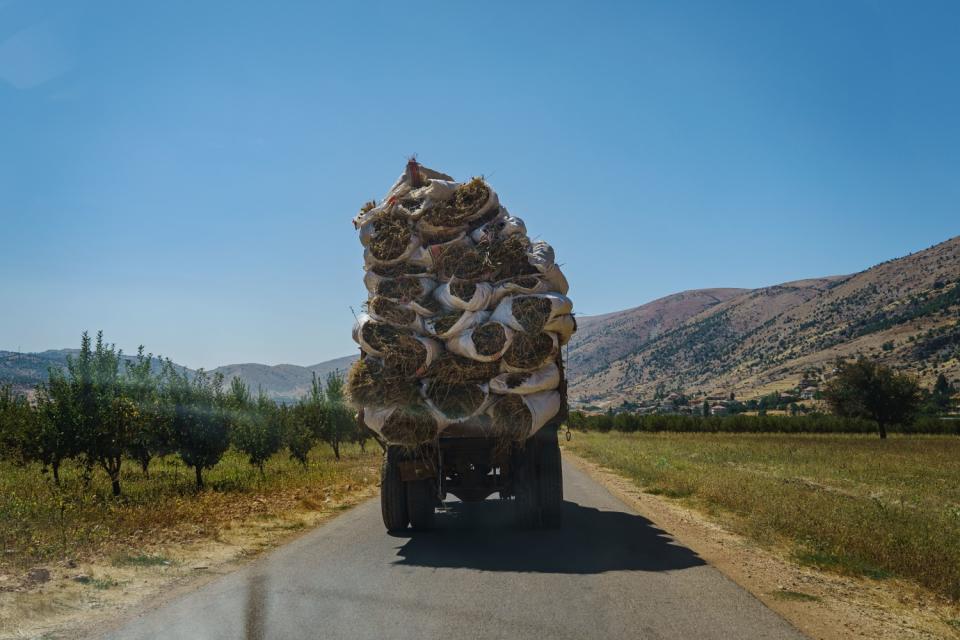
[0,485,377,640]
[564,451,960,640]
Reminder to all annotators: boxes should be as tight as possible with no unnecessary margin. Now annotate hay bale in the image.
[503,331,555,370]
[370,262,426,278]
[376,276,425,300]
[449,280,477,300]
[369,296,417,326]
[424,381,487,420]
[346,358,421,409]
[434,243,487,280]
[420,178,490,227]
[490,394,532,442]
[429,311,464,336]
[360,322,404,353]
[487,234,538,279]
[415,295,445,316]
[453,177,490,219]
[420,226,466,244]
[510,296,553,332]
[472,322,508,357]
[380,334,429,378]
[367,209,413,262]
[381,404,438,447]
[425,353,500,382]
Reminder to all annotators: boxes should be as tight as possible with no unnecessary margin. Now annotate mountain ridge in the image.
[4,236,958,407]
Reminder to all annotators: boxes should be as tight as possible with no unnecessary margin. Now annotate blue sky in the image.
[1,1,958,369]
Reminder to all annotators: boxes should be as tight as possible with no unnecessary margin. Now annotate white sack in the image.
[486,390,561,438]
[489,362,560,395]
[423,309,490,340]
[527,241,556,273]
[367,301,425,332]
[445,322,514,362]
[363,241,432,270]
[500,332,559,373]
[540,264,569,295]
[420,380,491,425]
[363,405,446,440]
[363,272,438,301]
[470,212,526,244]
[352,314,384,357]
[544,314,576,345]
[522,390,562,436]
[408,336,443,376]
[490,293,574,332]
[434,281,493,312]
[491,275,553,305]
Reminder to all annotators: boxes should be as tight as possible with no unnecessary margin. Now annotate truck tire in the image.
[406,479,436,530]
[538,429,563,529]
[381,446,408,532]
[513,443,540,529]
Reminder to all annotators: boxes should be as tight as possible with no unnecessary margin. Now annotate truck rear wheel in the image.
[538,429,563,529]
[381,446,408,532]
[406,479,436,530]
[513,443,540,529]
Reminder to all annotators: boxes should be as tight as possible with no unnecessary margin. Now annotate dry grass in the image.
[366,209,412,261]
[425,354,499,383]
[375,276,425,301]
[345,358,420,408]
[424,382,487,419]
[491,395,532,442]
[566,432,960,600]
[503,331,554,370]
[434,243,487,281]
[381,405,438,447]
[511,296,552,332]
[472,322,507,356]
[0,445,379,574]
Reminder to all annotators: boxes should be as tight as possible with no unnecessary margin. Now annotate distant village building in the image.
[710,404,729,416]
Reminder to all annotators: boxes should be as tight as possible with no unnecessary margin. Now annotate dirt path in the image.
[564,451,960,640]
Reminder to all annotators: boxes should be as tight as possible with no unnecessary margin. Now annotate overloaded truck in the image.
[348,161,576,531]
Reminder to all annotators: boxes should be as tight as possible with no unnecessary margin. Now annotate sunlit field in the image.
[567,431,960,600]
[0,445,380,573]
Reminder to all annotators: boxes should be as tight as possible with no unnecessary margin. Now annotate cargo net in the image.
[350,160,575,449]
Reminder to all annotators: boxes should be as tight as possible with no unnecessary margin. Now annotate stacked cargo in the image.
[348,161,575,447]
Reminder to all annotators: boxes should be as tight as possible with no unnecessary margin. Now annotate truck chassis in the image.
[380,423,564,531]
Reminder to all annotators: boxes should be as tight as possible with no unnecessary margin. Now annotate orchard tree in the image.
[823,358,922,439]
[229,381,282,476]
[930,373,955,415]
[322,372,354,460]
[0,384,33,462]
[124,348,169,476]
[76,333,132,496]
[164,364,230,489]
[281,404,314,467]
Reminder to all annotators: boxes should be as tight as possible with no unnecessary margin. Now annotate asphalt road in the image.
[99,460,805,640]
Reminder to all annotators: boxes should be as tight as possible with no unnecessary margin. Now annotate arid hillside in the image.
[568,236,960,407]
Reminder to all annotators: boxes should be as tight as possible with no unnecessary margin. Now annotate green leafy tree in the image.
[123,348,170,476]
[163,363,230,489]
[32,368,78,484]
[930,373,955,415]
[321,372,354,460]
[282,404,314,467]
[229,380,282,476]
[823,358,922,439]
[76,332,131,496]
[0,384,33,462]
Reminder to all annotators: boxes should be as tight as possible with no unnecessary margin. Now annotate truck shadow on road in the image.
[393,500,705,574]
